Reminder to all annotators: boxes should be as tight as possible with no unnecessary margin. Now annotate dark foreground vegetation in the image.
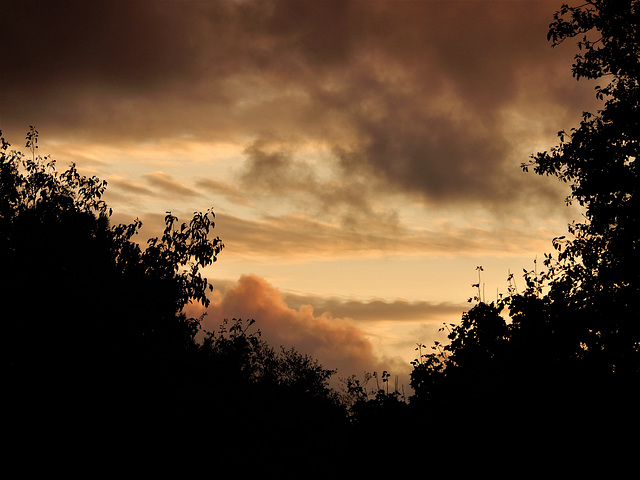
[3,0,638,471]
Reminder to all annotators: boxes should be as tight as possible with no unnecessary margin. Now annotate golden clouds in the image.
[190,274,470,385]
[211,210,560,261]
[196,274,384,380]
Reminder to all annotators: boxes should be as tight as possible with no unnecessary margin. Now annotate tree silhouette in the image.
[522,0,640,380]
[1,130,353,466]
[409,0,639,447]
[2,129,226,435]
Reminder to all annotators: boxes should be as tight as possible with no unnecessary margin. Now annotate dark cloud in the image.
[241,141,312,191]
[282,293,466,324]
[2,0,219,91]
[1,0,595,211]
[238,139,401,228]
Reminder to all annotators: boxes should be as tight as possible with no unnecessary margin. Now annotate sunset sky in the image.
[1,0,600,389]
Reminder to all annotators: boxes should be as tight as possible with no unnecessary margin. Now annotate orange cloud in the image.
[190,274,403,383]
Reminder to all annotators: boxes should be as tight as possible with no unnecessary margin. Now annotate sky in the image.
[1,0,600,390]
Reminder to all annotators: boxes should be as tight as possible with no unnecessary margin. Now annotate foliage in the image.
[522,0,640,378]
[410,0,639,437]
[1,130,227,435]
[409,302,509,415]
[343,371,407,422]
[194,318,346,442]
[1,130,354,462]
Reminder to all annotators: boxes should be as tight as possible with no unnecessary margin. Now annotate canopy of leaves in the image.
[523,0,639,376]
[409,0,639,446]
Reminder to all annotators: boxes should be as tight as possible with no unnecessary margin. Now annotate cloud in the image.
[143,172,201,198]
[1,0,598,216]
[108,175,155,197]
[116,205,567,267]
[184,274,473,390]
[196,178,255,208]
[210,210,563,262]
[282,293,465,324]
[193,274,402,381]
[238,139,401,228]
[223,0,594,211]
